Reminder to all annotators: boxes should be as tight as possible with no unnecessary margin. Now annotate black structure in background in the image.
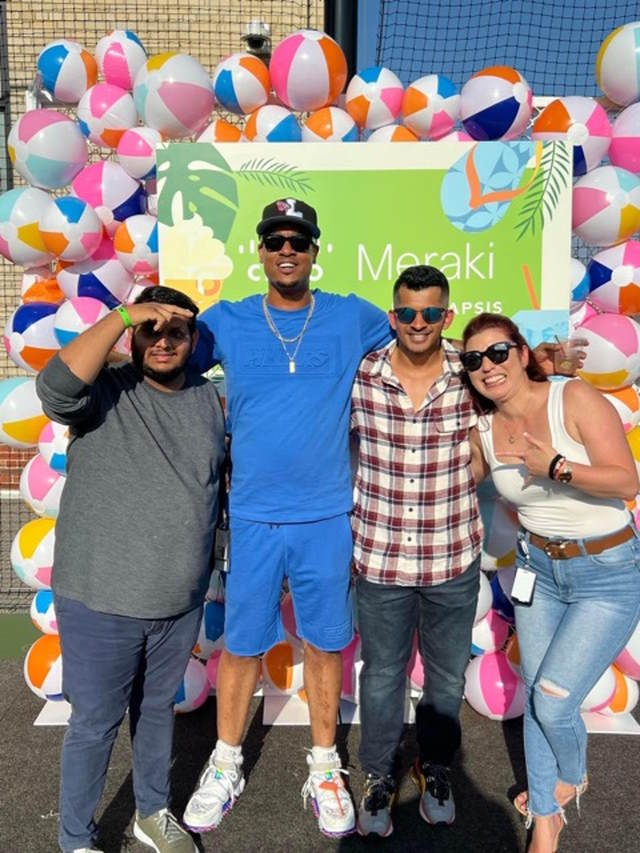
[324,0,358,83]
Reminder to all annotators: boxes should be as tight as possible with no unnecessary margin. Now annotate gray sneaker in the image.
[411,761,455,825]
[356,774,395,837]
[133,809,197,852]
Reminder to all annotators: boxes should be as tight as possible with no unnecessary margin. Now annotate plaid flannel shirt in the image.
[351,339,483,586]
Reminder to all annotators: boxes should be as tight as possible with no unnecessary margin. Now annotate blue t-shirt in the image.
[197,290,391,522]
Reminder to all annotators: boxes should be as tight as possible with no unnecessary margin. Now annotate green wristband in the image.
[115,305,132,329]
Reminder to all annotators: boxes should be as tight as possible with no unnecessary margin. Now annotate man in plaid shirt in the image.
[351,264,483,836]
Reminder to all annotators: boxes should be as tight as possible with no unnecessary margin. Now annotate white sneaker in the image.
[182,752,245,833]
[70,848,104,852]
[411,760,455,825]
[301,752,356,838]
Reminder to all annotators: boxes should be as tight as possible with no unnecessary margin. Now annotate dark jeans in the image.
[55,595,202,852]
[357,558,480,777]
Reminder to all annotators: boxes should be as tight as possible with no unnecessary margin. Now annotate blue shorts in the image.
[224,514,354,655]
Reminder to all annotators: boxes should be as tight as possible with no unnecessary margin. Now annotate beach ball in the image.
[596,22,640,107]
[460,66,532,141]
[580,665,617,712]
[76,83,137,148]
[367,124,419,142]
[20,453,65,518]
[0,377,49,448]
[464,650,525,720]
[117,126,164,181]
[572,166,640,248]
[615,620,640,679]
[37,40,97,103]
[302,107,358,142]
[440,130,474,141]
[125,278,157,304]
[244,105,302,142]
[610,104,640,175]
[345,66,404,130]
[174,657,210,713]
[505,632,521,678]
[113,214,158,275]
[205,651,222,691]
[38,420,69,475]
[531,96,611,176]
[40,197,103,263]
[10,517,56,589]
[407,633,426,694]
[280,592,300,639]
[8,110,88,190]
[474,570,493,624]
[480,496,518,570]
[196,119,244,144]
[270,30,347,112]
[95,29,147,91]
[603,386,640,433]
[57,249,134,309]
[570,299,599,332]
[471,609,510,656]
[3,302,59,372]
[262,638,305,695]
[212,52,270,115]
[599,666,639,715]
[402,74,460,140]
[72,161,146,238]
[341,634,361,702]
[24,634,63,700]
[587,241,640,314]
[193,600,225,660]
[571,257,591,304]
[133,52,214,139]
[491,568,516,624]
[576,312,640,390]
[0,187,54,268]
[21,267,64,304]
[30,589,58,635]
[54,296,109,346]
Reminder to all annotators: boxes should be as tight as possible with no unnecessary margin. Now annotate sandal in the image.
[513,778,588,817]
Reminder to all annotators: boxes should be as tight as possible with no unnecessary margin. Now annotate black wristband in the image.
[548,453,563,480]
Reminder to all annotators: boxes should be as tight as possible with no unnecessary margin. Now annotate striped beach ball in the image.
[38,420,69,475]
[72,161,146,237]
[40,197,103,263]
[19,453,65,518]
[610,103,640,175]
[270,29,347,112]
[465,650,525,720]
[30,589,58,635]
[54,296,110,346]
[587,240,640,314]
[0,187,54,269]
[197,119,244,144]
[531,96,611,176]
[596,21,640,107]
[439,130,474,142]
[615,620,640,679]
[77,83,137,148]
[95,30,147,91]
[599,667,639,716]
[37,40,97,103]
[262,637,305,696]
[212,52,270,115]
[470,609,510,656]
[21,267,64,305]
[24,634,64,700]
[460,66,532,140]
[402,74,460,140]
[0,376,49,448]
[474,570,493,625]
[571,257,590,303]
[572,166,640,247]
[174,657,210,713]
[577,312,640,391]
[603,386,640,433]
[10,517,56,590]
[244,105,301,142]
[57,249,133,309]
[345,66,404,130]
[8,110,88,190]
[580,666,617,712]
[193,600,225,661]
[113,214,159,275]
[367,124,418,142]
[302,106,358,142]
[3,302,59,372]
[117,126,164,180]
[133,53,215,139]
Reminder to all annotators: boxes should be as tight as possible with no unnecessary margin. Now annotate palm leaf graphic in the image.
[514,141,571,241]
[238,158,313,194]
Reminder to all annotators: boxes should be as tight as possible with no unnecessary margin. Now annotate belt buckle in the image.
[543,539,570,559]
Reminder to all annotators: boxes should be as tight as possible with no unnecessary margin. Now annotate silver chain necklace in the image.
[262,293,315,374]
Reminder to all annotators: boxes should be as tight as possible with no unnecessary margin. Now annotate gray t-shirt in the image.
[36,354,226,618]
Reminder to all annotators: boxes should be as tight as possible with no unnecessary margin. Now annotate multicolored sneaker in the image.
[411,760,455,825]
[356,774,396,837]
[133,809,197,852]
[301,753,356,838]
[182,752,245,833]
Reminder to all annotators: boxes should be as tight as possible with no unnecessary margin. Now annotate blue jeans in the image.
[55,595,202,852]
[356,558,480,776]
[515,530,640,817]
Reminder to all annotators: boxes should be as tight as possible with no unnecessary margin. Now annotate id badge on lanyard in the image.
[512,534,536,605]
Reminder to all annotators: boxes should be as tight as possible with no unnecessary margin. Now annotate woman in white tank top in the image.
[461,313,640,853]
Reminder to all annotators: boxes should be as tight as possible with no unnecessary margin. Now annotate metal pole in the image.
[324,0,358,82]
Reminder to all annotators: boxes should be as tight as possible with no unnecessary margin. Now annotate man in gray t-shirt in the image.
[36,286,225,853]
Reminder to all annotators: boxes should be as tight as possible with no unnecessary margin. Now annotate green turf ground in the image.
[0,613,40,659]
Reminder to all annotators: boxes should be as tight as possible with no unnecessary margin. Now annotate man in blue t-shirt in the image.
[183,199,390,839]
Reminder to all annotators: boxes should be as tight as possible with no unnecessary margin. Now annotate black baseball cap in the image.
[256,198,320,239]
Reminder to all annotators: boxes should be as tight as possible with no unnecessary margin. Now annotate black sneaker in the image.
[356,774,396,837]
[411,760,455,825]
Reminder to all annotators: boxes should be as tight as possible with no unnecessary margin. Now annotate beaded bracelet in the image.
[548,453,565,480]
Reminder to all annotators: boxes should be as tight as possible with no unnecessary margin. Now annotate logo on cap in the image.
[276,198,304,219]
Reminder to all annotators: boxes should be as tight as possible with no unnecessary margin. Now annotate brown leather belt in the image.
[528,525,635,559]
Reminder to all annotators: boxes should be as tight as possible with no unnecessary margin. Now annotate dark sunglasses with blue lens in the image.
[460,341,519,372]
[392,306,447,324]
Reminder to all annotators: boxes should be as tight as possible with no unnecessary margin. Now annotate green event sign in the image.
[156,140,572,339]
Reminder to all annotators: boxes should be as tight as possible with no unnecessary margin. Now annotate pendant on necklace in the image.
[508,434,515,444]
[289,360,296,374]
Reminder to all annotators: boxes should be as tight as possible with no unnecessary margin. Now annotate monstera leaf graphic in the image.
[157,143,239,242]
[514,141,571,241]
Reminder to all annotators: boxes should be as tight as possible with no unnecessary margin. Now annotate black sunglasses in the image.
[393,306,447,324]
[262,234,313,253]
[460,341,519,372]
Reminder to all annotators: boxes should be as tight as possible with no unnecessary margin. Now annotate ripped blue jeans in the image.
[515,528,640,817]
